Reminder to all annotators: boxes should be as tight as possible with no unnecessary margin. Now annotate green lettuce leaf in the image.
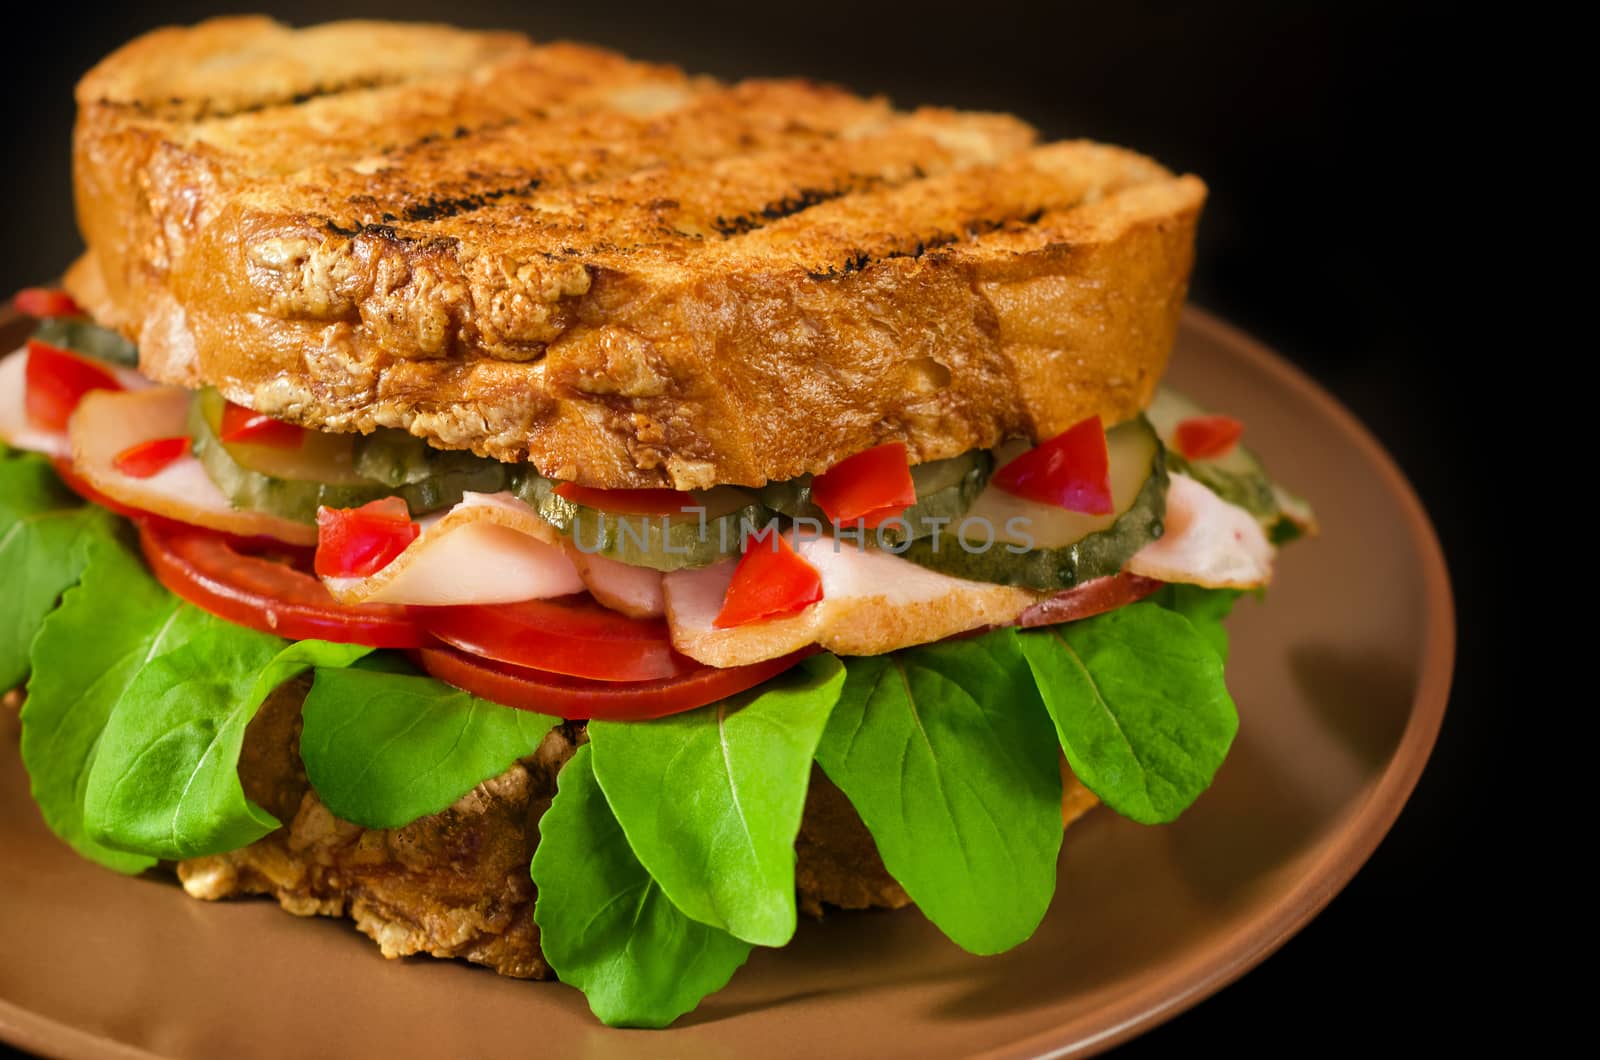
[1148,583,1241,661]
[587,654,844,946]
[1018,602,1237,825]
[20,528,216,873]
[82,631,371,859]
[300,662,557,829]
[813,631,1063,955]
[532,745,752,1028]
[0,448,116,689]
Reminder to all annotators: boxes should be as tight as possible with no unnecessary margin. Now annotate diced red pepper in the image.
[13,287,82,318]
[1174,415,1245,461]
[219,401,305,449]
[314,497,420,578]
[553,482,698,516]
[992,416,1113,515]
[809,442,918,528]
[713,528,824,628]
[112,436,191,479]
[23,339,123,431]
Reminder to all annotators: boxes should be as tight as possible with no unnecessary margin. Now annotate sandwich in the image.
[0,17,1314,1028]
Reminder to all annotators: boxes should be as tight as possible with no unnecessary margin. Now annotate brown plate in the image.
[0,307,1453,1059]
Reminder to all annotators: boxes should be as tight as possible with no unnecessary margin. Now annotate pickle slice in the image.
[513,474,769,571]
[897,416,1168,591]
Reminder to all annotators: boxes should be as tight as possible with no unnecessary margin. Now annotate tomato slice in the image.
[993,416,1113,514]
[553,483,697,516]
[1015,573,1164,628]
[1174,415,1245,461]
[422,596,696,683]
[13,287,82,318]
[416,643,815,720]
[714,530,823,628]
[113,436,190,479]
[139,519,426,649]
[809,442,917,527]
[24,340,122,431]
[219,400,305,448]
[315,498,419,578]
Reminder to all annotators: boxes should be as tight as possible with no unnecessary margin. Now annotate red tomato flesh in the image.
[809,442,917,526]
[315,498,419,578]
[992,416,1113,515]
[1174,415,1245,461]
[13,287,82,318]
[219,401,305,449]
[415,643,816,720]
[112,436,191,479]
[24,340,122,431]
[714,530,823,629]
[139,520,426,648]
[421,596,697,683]
[553,483,698,516]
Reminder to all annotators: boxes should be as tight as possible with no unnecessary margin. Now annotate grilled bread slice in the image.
[69,17,1205,489]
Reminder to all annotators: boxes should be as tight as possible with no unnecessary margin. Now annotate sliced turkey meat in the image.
[322,492,583,606]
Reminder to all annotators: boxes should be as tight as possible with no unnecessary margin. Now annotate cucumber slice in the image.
[898,416,1167,590]
[350,430,511,510]
[512,473,768,571]
[192,390,510,523]
[32,318,139,367]
[1144,387,1315,539]
[757,449,992,544]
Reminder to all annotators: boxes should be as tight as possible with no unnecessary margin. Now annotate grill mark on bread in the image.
[710,184,858,236]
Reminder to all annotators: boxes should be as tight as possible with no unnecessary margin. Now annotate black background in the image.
[1,2,1500,1055]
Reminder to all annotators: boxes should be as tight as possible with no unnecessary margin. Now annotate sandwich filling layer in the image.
[3,297,1311,1027]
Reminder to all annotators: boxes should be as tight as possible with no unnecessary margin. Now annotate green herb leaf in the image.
[21,527,215,872]
[587,654,845,946]
[532,745,752,1028]
[814,631,1063,955]
[300,664,557,829]
[0,449,115,689]
[82,632,371,859]
[1019,602,1237,825]
[1148,583,1241,661]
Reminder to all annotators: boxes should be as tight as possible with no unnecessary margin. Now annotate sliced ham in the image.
[1126,473,1273,588]
[0,347,69,457]
[0,345,149,459]
[664,533,1038,668]
[68,387,318,546]
[323,492,583,606]
[569,547,666,618]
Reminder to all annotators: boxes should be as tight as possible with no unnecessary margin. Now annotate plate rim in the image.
[0,304,1455,1060]
[971,306,1456,1059]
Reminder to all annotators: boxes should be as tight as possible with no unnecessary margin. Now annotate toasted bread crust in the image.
[71,18,1204,488]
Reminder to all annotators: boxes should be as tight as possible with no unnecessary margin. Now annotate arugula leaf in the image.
[20,528,215,873]
[587,654,844,946]
[82,631,371,859]
[300,664,557,829]
[0,449,116,689]
[1018,602,1237,825]
[1148,583,1241,661]
[814,631,1063,955]
[532,745,752,1028]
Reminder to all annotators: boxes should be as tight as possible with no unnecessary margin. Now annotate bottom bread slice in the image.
[14,678,1095,978]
